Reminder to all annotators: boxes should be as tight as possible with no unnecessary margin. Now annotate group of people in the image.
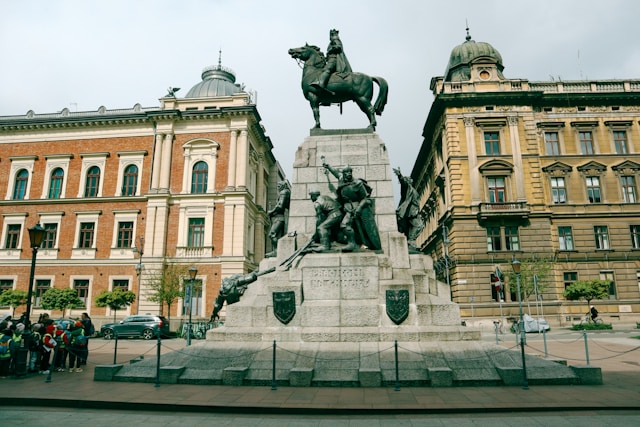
[0,312,94,378]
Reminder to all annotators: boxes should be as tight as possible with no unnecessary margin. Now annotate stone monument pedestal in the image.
[209,130,466,343]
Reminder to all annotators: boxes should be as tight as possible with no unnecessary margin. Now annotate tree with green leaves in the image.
[40,288,84,318]
[95,289,137,322]
[563,279,610,320]
[503,257,554,312]
[0,289,28,316]
[145,263,187,321]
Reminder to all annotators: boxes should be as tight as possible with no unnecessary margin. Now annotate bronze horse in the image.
[288,44,388,130]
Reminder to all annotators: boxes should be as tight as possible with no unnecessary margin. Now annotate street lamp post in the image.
[26,223,46,324]
[186,266,198,346]
[512,259,529,390]
[133,236,144,315]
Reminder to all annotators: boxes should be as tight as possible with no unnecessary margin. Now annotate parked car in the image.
[100,315,170,340]
[522,314,550,333]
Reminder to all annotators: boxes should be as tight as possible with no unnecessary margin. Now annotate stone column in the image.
[226,130,238,189]
[464,117,481,204]
[235,130,248,190]
[159,133,173,191]
[508,116,526,201]
[150,133,163,191]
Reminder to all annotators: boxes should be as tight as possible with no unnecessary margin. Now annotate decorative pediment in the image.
[577,161,607,175]
[541,162,573,176]
[478,159,513,173]
[612,160,640,175]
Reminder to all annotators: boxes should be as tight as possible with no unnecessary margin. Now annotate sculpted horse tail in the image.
[372,77,388,116]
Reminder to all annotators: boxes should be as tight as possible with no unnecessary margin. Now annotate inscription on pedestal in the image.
[303,266,378,300]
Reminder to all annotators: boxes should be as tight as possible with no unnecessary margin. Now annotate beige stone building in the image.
[413,31,640,326]
[0,60,286,327]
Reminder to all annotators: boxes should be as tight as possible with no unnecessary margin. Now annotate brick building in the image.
[413,30,640,325]
[0,60,286,328]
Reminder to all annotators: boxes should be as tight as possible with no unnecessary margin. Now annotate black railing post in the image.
[394,340,400,391]
[271,340,277,390]
[155,327,161,387]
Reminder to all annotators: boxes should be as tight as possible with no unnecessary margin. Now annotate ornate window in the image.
[614,130,629,154]
[191,161,208,194]
[505,226,519,251]
[486,226,502,251]
[545,132,560,155]
[558,226,574,250]
[594,225,610,250]
[41,223,58,249]
[181,139,219,194]
[579,131,595,155]
[13,169,29,200]
[551,177,567,204]
[74,279,90,307]
[121,165,139,196]
[599,271,616,299]
[117,221,134,248]
[48,168,64,199]
[84,166,101,197]
[586,176,601,203]
[78,222,95,249]
[487,177,505,203]
[188,218,205,247]
[4,224,21,249]
[78,153,107,198]
[43,155,71,199]
[563,272,577,292]
[35,279,51,308]
[484,131,500,155]
[112,279,129,292]
[621,176,637,203]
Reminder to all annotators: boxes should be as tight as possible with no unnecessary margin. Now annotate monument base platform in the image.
[96,340,596,387]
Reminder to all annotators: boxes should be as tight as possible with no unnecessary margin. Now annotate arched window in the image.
[121,164,138,196]
[191,161,208,194]
[48,168,64,199]
[84,166,101,198]
[12,169,28,200]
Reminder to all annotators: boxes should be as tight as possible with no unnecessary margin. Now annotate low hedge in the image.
[570,323,613,331]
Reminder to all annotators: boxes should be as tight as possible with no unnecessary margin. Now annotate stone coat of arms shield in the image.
[272,291,296,324]
[386,289,409,325]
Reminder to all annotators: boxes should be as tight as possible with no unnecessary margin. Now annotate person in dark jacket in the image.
[0,328,14,378]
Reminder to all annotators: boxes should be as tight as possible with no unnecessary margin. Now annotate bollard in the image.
[583,329,590,366]
[394,340,400,391]
[493,321,500,344]
[155,329,161,387]
[271,340,277,390]
[542,328,548,359]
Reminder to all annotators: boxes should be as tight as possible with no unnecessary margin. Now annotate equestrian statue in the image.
[288,29,388,130]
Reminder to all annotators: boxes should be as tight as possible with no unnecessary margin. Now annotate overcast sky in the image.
[2,0,640,180]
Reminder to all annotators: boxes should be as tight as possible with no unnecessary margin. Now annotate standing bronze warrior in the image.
[393,167,425,253]
[266,181,290,257]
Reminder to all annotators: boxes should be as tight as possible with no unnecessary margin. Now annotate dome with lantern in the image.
[443,28,505,82]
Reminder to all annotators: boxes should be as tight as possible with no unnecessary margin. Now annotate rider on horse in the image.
[311,29,352,95]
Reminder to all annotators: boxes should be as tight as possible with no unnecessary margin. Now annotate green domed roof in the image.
[444,30,505,82]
